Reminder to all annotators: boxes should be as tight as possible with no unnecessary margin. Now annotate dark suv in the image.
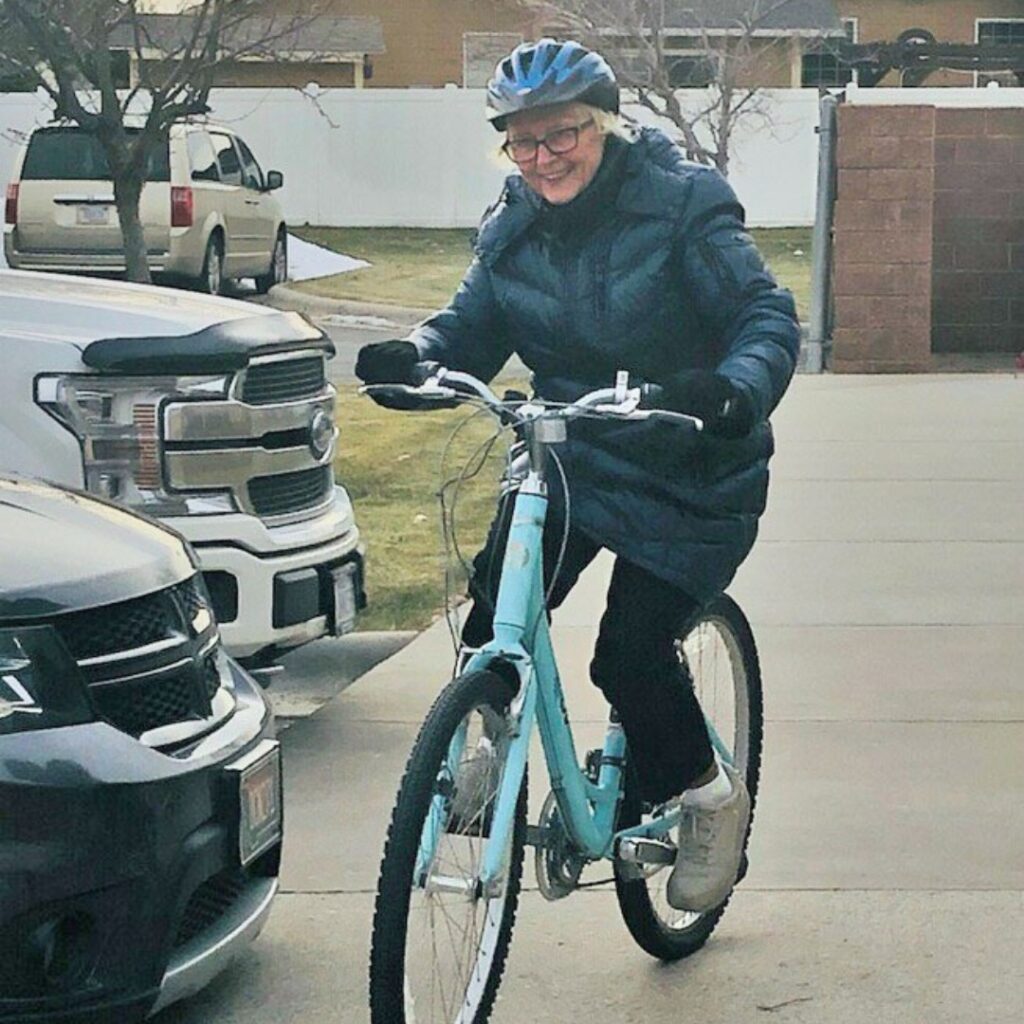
[0,476,282,1023]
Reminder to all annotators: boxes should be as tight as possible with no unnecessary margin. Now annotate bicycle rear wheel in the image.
[370,670,527,1024]
[613,593,763,961]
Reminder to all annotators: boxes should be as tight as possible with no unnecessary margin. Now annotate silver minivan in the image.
[4,121,288,295]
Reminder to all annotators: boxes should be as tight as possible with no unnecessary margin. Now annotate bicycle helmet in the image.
[486,38,619,131]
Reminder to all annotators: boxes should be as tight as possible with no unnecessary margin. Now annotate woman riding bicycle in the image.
[356,38,800,914]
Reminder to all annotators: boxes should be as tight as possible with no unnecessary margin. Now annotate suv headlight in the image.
[35,374,235,516]
[0,627,94,735]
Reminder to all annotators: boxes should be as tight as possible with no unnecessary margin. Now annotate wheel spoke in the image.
[373,673,524,1024]
[614,598,762,962]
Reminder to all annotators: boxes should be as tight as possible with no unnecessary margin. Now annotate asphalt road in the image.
[321,319,401,383]
[317,316,528,384]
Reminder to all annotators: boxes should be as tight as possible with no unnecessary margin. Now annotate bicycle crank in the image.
[533,790,586,900]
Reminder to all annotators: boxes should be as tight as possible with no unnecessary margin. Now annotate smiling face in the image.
[505,103,606,205]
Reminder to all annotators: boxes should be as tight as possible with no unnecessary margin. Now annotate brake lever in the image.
[592,386,643,417]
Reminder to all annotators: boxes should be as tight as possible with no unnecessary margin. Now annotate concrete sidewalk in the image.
[156,372,1024,1024]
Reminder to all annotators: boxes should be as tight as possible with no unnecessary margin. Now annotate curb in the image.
[270,629,419,723]
[265,283,434,328]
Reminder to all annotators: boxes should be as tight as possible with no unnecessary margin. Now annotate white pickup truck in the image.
[0,269,365,663]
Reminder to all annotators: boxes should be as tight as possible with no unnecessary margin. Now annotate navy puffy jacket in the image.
[411,127,801,602]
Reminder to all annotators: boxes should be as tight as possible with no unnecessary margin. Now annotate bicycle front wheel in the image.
[370,669,527,1024]
[613,593,763,961]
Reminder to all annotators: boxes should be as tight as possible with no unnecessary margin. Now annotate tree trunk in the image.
[113,174,151,284]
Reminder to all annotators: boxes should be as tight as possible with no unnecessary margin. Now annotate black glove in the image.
[355,343,455,412]
[661,370,755,438]
[354,339,419,385]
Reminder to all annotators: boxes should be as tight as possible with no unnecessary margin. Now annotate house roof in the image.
[662,0,843,36]
[111,13,386,59]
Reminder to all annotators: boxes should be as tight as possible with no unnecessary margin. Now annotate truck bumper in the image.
[166,487,366,660]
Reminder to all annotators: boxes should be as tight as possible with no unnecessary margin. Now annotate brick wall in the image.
[832,105,935,372]
[932,109,1024,354]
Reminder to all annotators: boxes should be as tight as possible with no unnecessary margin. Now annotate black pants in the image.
[462,492,715,804]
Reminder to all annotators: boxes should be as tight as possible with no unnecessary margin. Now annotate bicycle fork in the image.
[413,672,536,900]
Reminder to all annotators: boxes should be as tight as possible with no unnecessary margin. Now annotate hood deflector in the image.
[82,310,334,375]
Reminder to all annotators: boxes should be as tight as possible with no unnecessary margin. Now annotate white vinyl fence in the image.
[0,87,824,228]
[844,83,1024,107]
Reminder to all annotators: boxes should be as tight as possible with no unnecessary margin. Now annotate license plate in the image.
[228,740,282,866]
[331,563,358,637]
[76,205,110,225]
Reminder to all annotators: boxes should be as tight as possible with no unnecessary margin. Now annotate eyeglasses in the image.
[501,119,595,163]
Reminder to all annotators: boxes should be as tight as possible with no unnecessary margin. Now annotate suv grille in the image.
[91,665,207,737]
[52,577,227,740]
[248,465,331,518]
[240,357,325,405]
[56,576,205,661]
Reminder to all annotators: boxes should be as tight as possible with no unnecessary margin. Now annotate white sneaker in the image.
[666,763,751,913]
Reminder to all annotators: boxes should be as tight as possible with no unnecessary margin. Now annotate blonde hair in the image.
[586,105,634,141]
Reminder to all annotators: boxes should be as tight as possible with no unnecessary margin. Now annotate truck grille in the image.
[163,351,337,524]
[51,576,230,741]
[240,357,325,405]
[248,465,332,517]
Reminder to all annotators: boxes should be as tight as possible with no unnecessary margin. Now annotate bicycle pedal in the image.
[616,836,676,866]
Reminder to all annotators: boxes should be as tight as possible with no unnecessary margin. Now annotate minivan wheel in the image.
[255,232,287,294]
[197,235,224,295]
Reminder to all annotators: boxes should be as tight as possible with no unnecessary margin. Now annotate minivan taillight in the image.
[5,183,18,224]
[170,185,193,228]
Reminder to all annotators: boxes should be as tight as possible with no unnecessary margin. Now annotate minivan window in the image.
[235,137,263,191]
[210,133,242,186]
[187,132,220,182]
[21,128,170,182]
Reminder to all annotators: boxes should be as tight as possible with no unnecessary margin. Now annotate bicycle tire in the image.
[613,593,764,962]
[369,669,527,1024]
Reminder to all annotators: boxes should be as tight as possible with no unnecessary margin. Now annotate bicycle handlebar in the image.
[360,366,704,432]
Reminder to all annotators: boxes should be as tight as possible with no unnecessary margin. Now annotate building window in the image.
[976,19,1024,86]
[801,18,857,88]
[109,49,132,89]
[463,32,522,88]
[977,20,1024,45]
[0,64,36,92]
[667,53,719,88]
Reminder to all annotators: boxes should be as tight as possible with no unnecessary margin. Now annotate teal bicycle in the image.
[367,368,763,1024]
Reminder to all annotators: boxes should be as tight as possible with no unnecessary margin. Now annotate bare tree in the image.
[0,0,322,282]
[523,0,835,176]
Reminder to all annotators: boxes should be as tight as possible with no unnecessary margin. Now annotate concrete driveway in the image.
[155,372,1024,1024]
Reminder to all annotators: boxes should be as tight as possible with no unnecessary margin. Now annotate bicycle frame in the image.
[399,375,737,897]
[419,478,732,898]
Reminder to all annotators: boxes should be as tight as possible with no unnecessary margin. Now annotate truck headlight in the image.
[0,628,94,735]
[35,374,235,516]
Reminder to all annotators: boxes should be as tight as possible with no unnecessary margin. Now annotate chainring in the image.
[534,790,587,901]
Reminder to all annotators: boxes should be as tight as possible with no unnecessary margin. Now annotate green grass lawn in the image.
[336,381,522,632]
[293,227,477,310]
[316,225,811,632]
[292,225,812,318]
